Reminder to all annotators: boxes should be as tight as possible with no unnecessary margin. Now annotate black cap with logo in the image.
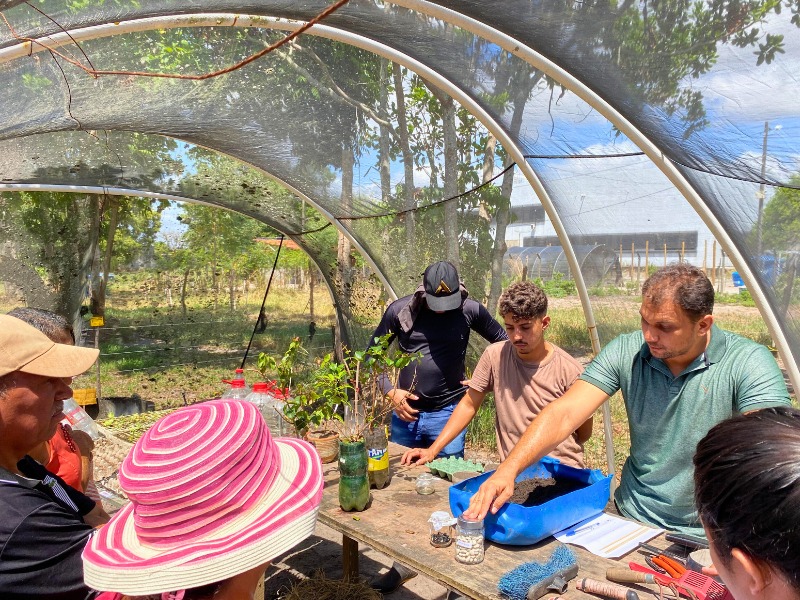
[423,261,462,312]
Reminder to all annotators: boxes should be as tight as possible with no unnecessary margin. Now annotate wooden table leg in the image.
[342,533,359,581]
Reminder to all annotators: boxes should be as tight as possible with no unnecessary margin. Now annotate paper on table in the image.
[554,512,663,558]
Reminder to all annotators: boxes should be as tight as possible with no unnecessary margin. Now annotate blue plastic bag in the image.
[449,457,612,545]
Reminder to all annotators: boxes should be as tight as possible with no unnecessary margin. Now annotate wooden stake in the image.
[664,243,667,267]
[711,241,717,285]
[645,240,649,275]
[681,241,685,262]
[703,240,708,274]
[630,243,635,280]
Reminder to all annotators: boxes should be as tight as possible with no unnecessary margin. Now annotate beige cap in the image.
[0,314,99,378]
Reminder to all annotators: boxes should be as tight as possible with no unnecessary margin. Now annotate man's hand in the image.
[388,388,419,422]
[462,466,516,520]
[401,446,437,465]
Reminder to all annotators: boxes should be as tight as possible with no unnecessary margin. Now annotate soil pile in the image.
[508,476,587,506]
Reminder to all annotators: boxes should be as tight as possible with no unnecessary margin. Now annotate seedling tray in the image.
[427,457,484,481]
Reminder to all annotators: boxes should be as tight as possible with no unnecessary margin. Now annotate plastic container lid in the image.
[229,379,246,388]
[457,514,484,530]
[252,382,270,392]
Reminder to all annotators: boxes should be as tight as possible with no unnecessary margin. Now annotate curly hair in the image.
[498,281,547,321]
[641,263,714,322]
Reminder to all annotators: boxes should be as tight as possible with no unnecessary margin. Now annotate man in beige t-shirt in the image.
[402,281,592,469]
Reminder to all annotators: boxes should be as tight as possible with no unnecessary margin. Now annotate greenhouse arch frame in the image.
[1,1,799,476]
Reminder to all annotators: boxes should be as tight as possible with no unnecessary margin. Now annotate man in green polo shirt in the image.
[464,263,791,536]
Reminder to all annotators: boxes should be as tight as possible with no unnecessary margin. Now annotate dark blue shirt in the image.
[371,296,507,410]
[0,459,97,600]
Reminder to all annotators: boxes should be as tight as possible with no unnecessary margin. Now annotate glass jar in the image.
[428,511,456,548]
[415,472,436,495]
[455,515,485,564]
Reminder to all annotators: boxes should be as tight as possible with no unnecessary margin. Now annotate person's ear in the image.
[541,315,550,330]
[696,314,714,336]
[730,548,772,595]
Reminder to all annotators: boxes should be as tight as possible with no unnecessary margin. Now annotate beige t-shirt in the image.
[470,340,585,468]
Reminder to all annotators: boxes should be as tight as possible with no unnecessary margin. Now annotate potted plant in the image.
[255,338,342,462]
[331,334,420,511]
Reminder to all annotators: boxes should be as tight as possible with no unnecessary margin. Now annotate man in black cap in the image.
[368,261,506,594]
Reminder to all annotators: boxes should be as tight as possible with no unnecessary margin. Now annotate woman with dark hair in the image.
[694,406,800,600]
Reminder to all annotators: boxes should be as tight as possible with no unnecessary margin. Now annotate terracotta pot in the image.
[305,430,339,463]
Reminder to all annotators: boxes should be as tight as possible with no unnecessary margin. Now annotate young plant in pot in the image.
[256,338,343,463]
[253,337,306,438]
[332,334,420,510]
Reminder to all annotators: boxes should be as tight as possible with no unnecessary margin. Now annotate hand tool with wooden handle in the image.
[576,577,641,599]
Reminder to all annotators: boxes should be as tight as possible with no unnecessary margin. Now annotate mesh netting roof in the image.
[0,0,798,386]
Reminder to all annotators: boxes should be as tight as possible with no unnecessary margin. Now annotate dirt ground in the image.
[262,521,453,599]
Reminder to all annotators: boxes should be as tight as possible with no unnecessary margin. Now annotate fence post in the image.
[645,240,649,275]
[630,243,635,280]
[711,241,717,286]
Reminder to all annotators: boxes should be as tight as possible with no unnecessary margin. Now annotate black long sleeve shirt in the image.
[370,296,507,411]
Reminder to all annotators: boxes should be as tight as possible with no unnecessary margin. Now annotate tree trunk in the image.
[486,70,542,315]
[228,267,236,311]
[181,267,190,319]
[435,90,460,267]
[92,197,119,317]
[336,143,355,354]
[393,63,417,259]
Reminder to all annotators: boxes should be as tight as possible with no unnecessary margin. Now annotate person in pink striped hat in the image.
[83,399,324,600]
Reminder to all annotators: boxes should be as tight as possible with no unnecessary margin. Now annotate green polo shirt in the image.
[580,324,790,535]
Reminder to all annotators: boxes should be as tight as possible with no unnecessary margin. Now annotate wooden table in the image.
[318,443,671,599]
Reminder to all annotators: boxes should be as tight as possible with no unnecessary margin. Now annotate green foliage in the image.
[335,333,421,442]
[256,336,307,392]
[716,290,756,307]
[760,175,800,251]
[466,396,497,452]
[533,273,577,298]
[100,409,176,444]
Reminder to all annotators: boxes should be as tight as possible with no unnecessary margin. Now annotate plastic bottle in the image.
[245,382,284,437]
[264,386,287,438]
[221,368,250,400]
[366,425,390,489]
[61,396,101,440]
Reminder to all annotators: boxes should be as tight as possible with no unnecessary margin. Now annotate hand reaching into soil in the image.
[463,465,517,520]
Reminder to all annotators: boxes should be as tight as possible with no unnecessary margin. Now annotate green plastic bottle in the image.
[338,439,370,511]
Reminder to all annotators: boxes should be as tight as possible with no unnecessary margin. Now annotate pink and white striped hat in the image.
[83,399,323,595]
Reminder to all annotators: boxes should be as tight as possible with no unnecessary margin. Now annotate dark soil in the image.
[507,476,588,506]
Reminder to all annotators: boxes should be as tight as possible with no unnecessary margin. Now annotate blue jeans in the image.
[390,402,466,458]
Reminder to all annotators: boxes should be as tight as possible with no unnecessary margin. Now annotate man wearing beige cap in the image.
[0,314,101,599]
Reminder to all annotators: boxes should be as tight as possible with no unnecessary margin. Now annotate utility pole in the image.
[756,121,769,261]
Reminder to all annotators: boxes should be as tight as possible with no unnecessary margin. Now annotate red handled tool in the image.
[621,561,733,600]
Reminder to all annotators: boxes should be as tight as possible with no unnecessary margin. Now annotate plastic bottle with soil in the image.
[365,425,390,489]
[61,396,101,440]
